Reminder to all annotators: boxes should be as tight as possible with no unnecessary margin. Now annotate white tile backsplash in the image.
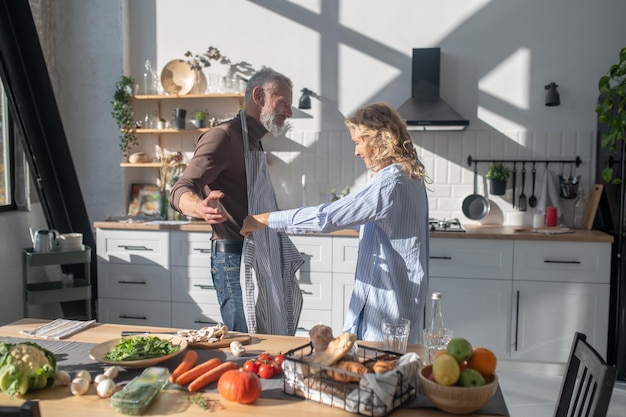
[265,128,596,227]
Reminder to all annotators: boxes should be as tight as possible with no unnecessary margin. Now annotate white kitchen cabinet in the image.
[511,241,611,362]
[290,235,334,336]
[330,237,359,334]
[96,229,172,326]
[428,238,514,358]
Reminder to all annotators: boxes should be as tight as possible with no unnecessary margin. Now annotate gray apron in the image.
[239,111,304,335]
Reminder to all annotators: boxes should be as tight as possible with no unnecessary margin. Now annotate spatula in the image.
[519,162,527,211]
[529,162,537,208]
[512,162,517,208]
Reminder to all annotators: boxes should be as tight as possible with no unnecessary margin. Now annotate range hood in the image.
[397,48,469,131]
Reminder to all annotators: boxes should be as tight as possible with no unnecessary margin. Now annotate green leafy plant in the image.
[193,110,208,121]
[596,47,626,183]
[185,47,231,71]
[485,162,511,182]
[111,75,138,160]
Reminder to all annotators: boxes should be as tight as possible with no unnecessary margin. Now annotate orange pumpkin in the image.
[217,369,262,404]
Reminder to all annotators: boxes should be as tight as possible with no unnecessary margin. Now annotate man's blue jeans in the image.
[211,251,248,332]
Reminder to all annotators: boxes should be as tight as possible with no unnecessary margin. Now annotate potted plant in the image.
[111,75,138,160]
[191,110,208,128]
[596,46,626,184]
[485,162,511,195]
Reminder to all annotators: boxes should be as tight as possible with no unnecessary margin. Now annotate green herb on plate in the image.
[104,336,178,361]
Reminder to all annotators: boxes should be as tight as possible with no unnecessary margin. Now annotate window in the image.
[0,80,16,211]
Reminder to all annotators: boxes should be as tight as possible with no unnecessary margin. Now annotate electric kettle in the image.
[30,228,59,253]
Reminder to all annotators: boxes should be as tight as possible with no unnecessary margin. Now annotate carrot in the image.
[187,361,238,392]
[169,350,199,383]
[175,357,222,385]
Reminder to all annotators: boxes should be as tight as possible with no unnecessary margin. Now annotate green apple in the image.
[458,368,486,387]
[446,337,473,362]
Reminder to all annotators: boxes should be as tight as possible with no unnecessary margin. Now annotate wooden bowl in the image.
[418,365,498,414]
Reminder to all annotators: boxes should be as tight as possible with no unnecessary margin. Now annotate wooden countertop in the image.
[0,319,502,417]
[93,221,613,243]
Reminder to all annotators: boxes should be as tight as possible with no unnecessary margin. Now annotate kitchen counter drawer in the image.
[290,235,333,272]
[171,266,218,304]
[513,241,611,283]
[172,302,222,329]
[97,264,171,301]
[295,270,332,311]
[171,231,212,267]
[96,229,169,266]
[430,238,514,279]
[97,299,171,327]
[332,237,359,274]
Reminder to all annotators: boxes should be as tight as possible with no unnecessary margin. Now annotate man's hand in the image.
[240,213,270,235]
[198,190,227,224]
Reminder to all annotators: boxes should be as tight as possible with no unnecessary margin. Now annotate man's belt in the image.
[211,239,244,254]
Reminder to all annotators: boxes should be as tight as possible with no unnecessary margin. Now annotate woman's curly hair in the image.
[345,102,427,180]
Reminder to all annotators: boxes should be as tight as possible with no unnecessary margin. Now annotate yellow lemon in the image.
[432,354,461,386]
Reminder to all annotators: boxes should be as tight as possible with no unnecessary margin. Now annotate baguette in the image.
[307,332,356,366]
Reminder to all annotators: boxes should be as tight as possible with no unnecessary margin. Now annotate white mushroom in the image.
[230,340,246,357]
[75,369,92,383]
[53,370,71,387]
[96,378,117,398]
[94,374,109,385]
[104,366,120,379]
[70,377,90,396]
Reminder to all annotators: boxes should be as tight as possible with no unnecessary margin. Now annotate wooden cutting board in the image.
[584,184,603,230]
[189,334,252,349]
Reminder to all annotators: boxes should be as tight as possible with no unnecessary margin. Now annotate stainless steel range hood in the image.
[398,48,469,131]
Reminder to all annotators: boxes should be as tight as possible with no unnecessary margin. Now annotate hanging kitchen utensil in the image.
[559,162,580,199]
[511,162,517,208]
[518,162,527,211]
[529,162,537,208]
[462,163,490,220]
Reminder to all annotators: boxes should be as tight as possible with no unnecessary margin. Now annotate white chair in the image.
[553,332,618,417]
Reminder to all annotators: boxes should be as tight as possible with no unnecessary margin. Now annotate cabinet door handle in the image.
[514,290,520,352]
[118,245,153,251]
[118,280,147,285]
[193,284,215,290]
[543,259,581,264]
[194,320,218,325]
[429,256,452,260]
[193,248,212,254]
[300,289,313,295]
[119,315,147,320]
[296,326,309,332]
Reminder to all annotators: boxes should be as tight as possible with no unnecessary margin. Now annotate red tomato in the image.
[257,363,275,379]
[274,353,285,364]
[243,360,259,374]
[258,353,273,363]
[271,361,283,375]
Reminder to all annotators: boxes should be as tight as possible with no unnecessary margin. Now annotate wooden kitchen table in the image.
[0,319,506,417]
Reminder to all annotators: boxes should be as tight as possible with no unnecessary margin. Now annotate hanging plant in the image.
[596,47,626,184]
[111,75,138,160]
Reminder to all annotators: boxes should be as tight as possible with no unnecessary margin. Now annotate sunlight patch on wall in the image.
[479,47,531,110]
[478,106,526,134]
[339,44,401,114]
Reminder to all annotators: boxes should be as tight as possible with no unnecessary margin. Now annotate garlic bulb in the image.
[230,340,246,357]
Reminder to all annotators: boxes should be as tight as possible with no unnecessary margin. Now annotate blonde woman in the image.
[241,102,430,342]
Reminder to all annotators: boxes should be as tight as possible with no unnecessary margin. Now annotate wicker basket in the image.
[418,365,498,414]
[283,342,419,417]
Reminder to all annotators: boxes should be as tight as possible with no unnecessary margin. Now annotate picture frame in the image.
[128,184,162,216]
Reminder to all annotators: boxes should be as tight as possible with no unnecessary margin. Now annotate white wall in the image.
[2,0,625,322]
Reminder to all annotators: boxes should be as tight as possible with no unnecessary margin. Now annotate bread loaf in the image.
[372,360,397,374]
[307,332,357,366]
[326,360,370,382]
[309,324,334,352]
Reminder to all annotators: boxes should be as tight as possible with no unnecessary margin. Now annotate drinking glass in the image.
[422,328,454,364]
[381,318,410,353]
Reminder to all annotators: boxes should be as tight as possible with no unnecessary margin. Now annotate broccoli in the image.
[0,342,57,397]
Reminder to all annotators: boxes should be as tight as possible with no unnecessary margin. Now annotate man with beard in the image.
[170,68,304,335]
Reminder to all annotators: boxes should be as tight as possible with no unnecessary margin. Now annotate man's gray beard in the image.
[260,113,285,136]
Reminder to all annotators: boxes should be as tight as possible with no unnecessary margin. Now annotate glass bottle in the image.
[429,292,444,332]
[573,187,587,229]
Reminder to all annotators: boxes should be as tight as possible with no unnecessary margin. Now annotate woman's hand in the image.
[240,213,270,235]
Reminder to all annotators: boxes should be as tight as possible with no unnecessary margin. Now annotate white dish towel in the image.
[19,318,96,340]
